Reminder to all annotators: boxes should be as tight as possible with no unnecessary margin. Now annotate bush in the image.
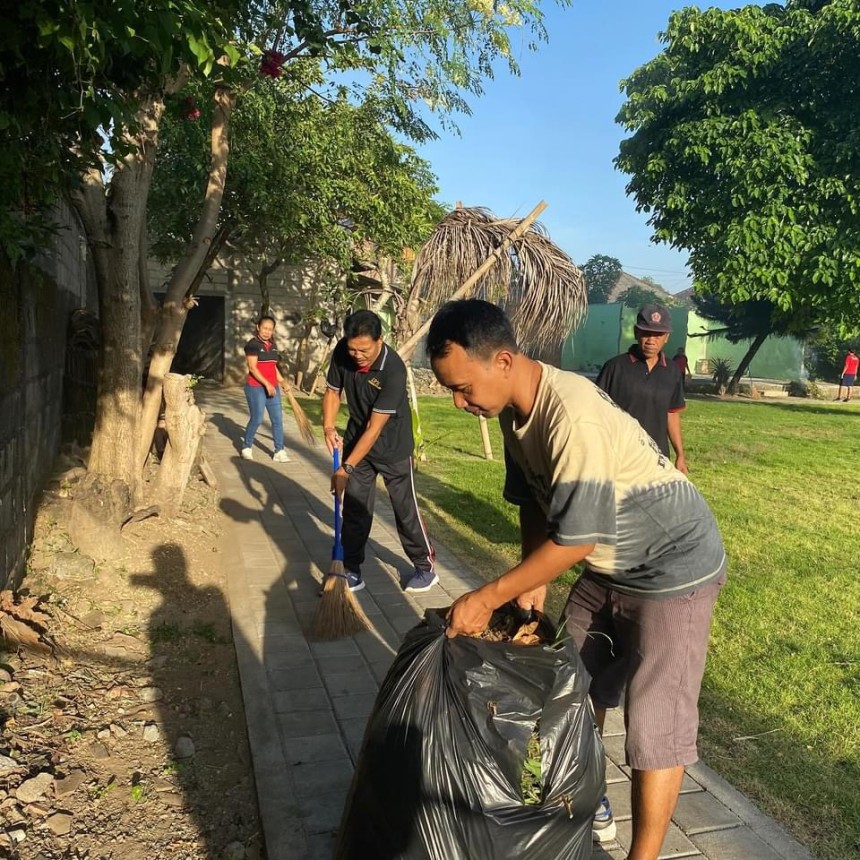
[709,357,734,394]
[787,380,825,399]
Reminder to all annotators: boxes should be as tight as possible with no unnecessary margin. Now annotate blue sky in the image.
[416,1,759,295]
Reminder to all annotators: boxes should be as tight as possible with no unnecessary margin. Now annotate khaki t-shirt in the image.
[501,363,726,597]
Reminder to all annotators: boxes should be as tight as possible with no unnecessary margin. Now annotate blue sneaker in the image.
[319,570,364,595]
[404,570,439,593]
[344,570,365,592]
[592,795,616,843]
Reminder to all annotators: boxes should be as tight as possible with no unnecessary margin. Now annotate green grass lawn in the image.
[295,393,860,859]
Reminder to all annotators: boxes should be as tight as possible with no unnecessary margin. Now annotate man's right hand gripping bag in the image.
[335,608,606,860]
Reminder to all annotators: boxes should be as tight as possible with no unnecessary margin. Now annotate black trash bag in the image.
[335,607,605,860]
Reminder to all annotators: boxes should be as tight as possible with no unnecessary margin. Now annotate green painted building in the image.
[561,304,804,381]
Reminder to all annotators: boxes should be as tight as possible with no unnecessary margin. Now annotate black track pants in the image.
[341,457,435,575]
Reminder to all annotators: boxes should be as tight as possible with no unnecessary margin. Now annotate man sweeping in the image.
[426,300,727,860]
[322,310,438,594]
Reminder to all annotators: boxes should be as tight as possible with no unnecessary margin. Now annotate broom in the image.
[311,448,373,640]
[283,386,317,447]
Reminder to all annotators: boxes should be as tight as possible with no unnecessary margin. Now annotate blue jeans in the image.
[243,383,284,453]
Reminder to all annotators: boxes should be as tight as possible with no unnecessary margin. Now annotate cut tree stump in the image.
[154,374,207,516]
[198,454,218,489]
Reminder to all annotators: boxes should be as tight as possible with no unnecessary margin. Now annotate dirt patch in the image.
[1,460,263,859]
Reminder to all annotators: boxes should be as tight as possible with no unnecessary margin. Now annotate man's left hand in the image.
[514,585,547,613]
[675,454,689,475]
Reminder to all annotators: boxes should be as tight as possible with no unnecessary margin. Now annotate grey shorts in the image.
[564,571,725,771]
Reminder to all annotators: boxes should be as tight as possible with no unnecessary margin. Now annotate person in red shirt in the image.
[241,314,292,462]
[836,348,859,402]
[672,347,693,389]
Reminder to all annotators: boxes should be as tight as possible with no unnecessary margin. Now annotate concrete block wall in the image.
[0,202,94,586]
[147,257,339,388]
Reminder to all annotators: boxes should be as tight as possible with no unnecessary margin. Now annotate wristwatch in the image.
[342,463,355,475]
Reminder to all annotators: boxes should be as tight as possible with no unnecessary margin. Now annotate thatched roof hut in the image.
[403,206,587,359]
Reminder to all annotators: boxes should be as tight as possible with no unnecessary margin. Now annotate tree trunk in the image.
[137,86,236,475]
[154,374,207,517]
[396,270,423,348]
[294,320,316,391]
[310,337,335,395]
[71,93,165,502]
[257,256,281,317]
[727,331,769,394]
[371,253,396,315]
[140,218,159,359]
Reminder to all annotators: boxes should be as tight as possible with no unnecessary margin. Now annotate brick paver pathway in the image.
[197,386,815,860]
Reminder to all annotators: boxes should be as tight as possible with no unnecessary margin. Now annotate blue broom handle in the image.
[332,448,344,562]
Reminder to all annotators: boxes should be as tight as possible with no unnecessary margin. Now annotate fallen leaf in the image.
[0,591,52,628]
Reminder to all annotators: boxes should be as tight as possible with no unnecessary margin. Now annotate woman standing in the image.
[242,314,291,462]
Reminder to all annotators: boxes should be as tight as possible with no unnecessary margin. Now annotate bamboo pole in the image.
[478,415,493,460]
[405,365,427,463]
[396,200,548,363]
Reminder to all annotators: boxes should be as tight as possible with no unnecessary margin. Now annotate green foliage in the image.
[130,783,150,803]
[618,283,668,309]
[616,0,860,326]
[1,0,565,260]
[0,0,247,259]
[804,327,860,381]
[582,254,622,304]
[786,379,825,399]
[521,725,542,805]
[693,292,817,344]
[150,69,442,272]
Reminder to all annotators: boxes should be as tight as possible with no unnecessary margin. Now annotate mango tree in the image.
[616,0,860,329]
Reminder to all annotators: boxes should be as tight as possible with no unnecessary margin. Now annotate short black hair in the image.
[257,313,276,326]
[426,299,519,360]
[343,309,382,341]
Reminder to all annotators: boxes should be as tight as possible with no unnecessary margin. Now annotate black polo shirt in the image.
[326,339,413,464]
[595,346,685,456]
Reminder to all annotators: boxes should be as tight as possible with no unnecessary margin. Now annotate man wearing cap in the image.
[597,304,688,474]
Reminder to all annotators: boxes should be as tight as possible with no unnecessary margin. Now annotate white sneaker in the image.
[241,447,254,460]
[592,795,616,843]
[273,449,291,463]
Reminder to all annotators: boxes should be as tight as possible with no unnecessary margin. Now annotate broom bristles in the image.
[286,390,317,447]
[311,564,373,640]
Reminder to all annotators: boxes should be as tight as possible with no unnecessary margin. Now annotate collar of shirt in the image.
[627,344,667,367]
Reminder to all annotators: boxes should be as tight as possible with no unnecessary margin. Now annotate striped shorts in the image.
[564,571,725,771]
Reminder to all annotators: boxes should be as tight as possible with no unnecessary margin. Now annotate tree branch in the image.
[163,85,236,306]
